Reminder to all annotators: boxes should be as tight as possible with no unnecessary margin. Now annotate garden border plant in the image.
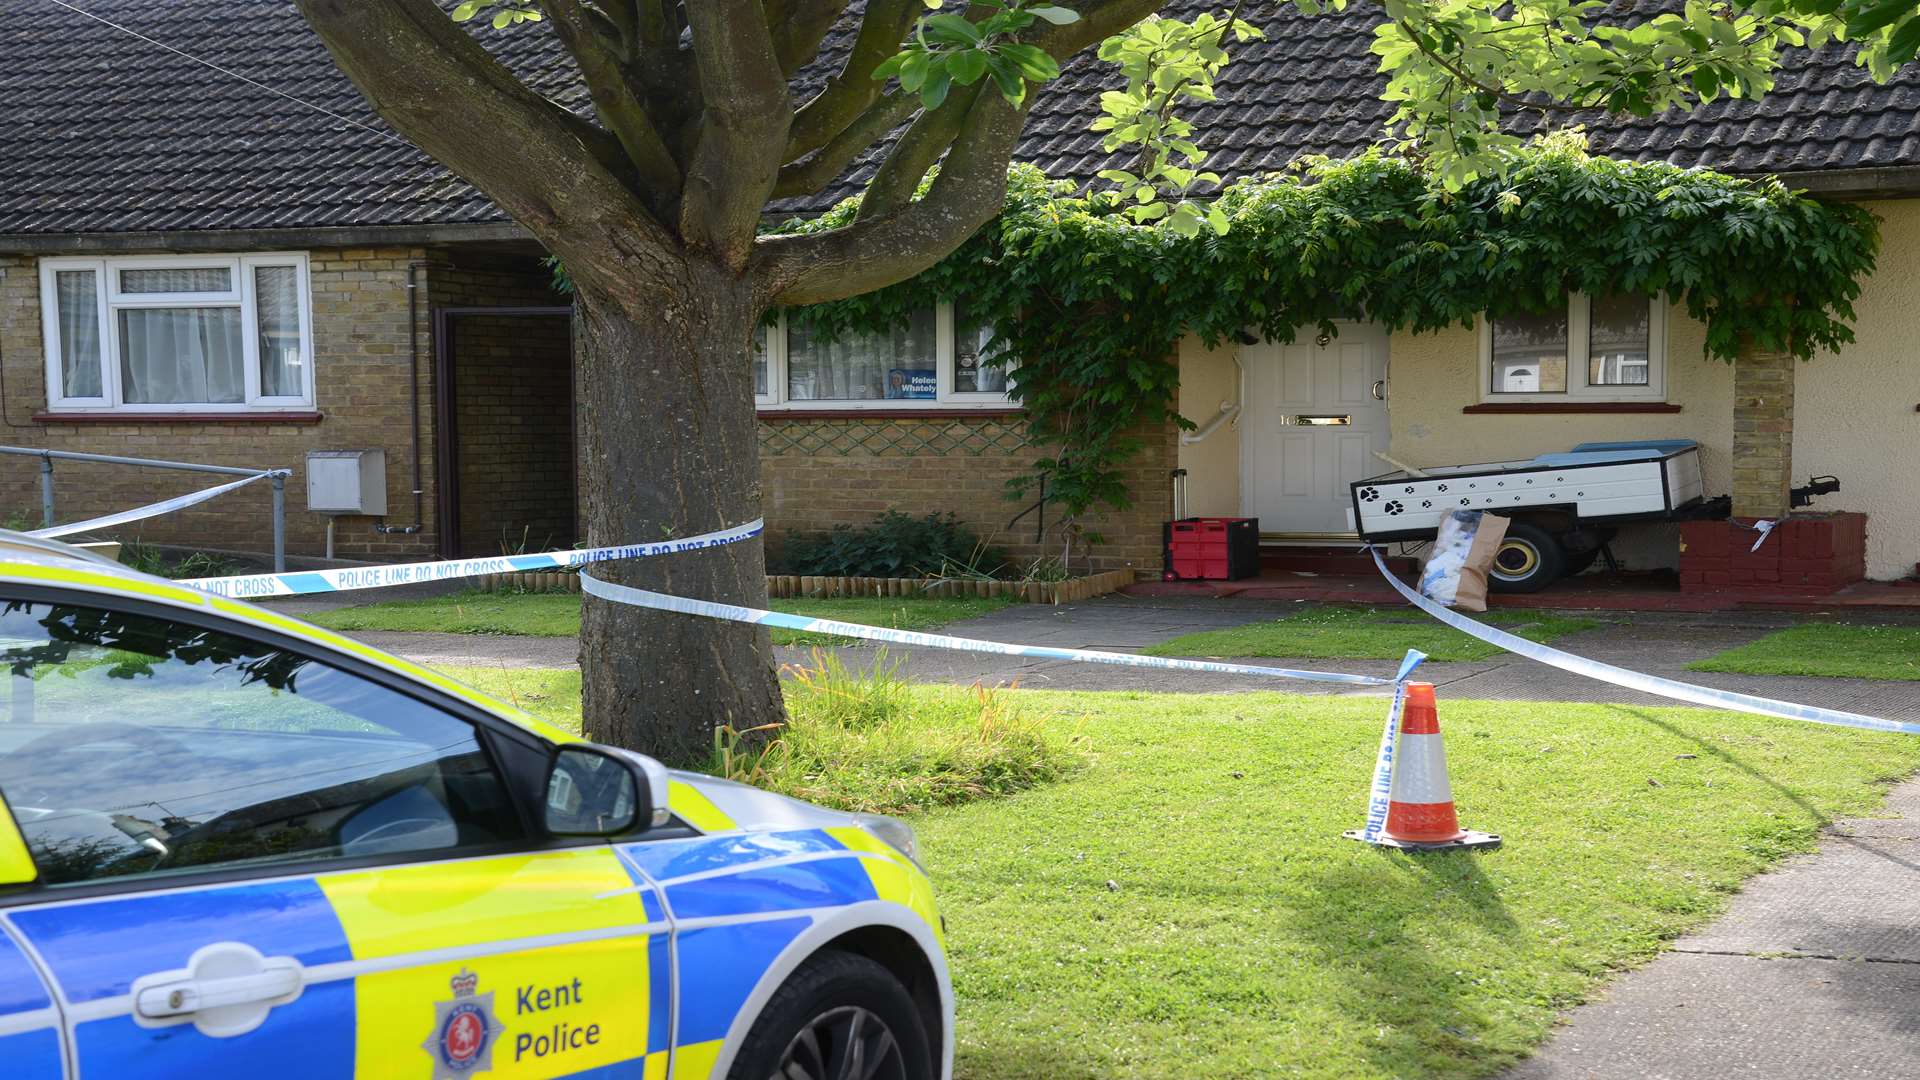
[778,134,1879,534]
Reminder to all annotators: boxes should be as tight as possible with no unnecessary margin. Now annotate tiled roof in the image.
[3,0,1918,238]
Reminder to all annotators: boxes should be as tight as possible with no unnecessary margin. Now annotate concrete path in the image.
[303,596,1920,722]
[1503,776,1920,1079]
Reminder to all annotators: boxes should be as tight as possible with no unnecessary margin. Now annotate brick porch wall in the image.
[447,311,574,556]
[758,413,1175,575]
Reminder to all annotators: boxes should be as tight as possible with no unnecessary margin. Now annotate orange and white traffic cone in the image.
[1346,682,1500,851]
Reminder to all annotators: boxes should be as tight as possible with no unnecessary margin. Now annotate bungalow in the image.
[1,2,1916,586]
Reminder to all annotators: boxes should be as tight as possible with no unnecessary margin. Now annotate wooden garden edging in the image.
[764,568,1136,604]
[475,568,1137,604]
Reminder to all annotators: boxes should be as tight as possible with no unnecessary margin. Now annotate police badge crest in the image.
[423,968,506,1078]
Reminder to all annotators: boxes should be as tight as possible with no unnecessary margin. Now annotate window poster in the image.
[886,368,937,399]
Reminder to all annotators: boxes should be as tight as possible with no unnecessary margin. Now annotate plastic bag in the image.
[1419,511,1509,612]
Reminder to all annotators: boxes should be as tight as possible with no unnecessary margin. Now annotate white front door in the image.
[1240,324,1391,535]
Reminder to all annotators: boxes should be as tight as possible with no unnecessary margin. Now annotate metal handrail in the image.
[0,446,291,571]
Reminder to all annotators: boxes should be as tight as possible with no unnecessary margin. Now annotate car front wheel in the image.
[727,950,934,1080]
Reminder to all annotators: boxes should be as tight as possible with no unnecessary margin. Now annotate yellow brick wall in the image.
[758,413,1175,575]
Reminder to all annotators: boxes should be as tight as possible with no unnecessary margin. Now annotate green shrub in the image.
[118,542,241,580]
[774,510,1007,579]
[712,651,1080,814]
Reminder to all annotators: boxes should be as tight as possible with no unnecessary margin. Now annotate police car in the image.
[0,532,951,1079]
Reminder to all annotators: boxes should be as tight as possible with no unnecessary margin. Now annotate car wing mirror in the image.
[544,744,672,837]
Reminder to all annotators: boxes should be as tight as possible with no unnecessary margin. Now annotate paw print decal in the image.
[1383,500,1405,515]
[1358,488,1380,502]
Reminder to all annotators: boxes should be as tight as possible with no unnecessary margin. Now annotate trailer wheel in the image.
[1489,522,1565,593]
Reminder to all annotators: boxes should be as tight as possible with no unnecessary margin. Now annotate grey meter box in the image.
[306,450,388,515]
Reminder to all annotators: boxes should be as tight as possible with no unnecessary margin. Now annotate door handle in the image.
[132,942,305,1037]
[1371,380,1386,401]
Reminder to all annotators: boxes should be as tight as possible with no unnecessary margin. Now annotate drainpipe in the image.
[376,259,428,535]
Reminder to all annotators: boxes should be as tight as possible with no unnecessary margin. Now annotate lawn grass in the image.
[428,667,1920,1078]
[311,590,1016,647]
[1687,622,1920,681]
[440,655,1079,814]
[1141,605,1599,662]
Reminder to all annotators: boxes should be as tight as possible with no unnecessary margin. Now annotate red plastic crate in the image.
[1162,517,1259,580]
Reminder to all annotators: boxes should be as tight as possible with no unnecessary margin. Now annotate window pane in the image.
[1490,307,1568,394]
[953,302,1007,394]
[1588,292,1651,386]
[53,270,103,399]
[117,306,244,404]
[254,264,304,397]
[752,322,770,398]
[787,308,937,401]
[119,266,231,294]
[0,601,522,885]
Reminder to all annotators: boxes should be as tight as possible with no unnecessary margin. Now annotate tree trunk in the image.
[574,258,783,765]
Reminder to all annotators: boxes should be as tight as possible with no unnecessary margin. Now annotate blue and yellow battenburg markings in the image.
[5,877,357,1078]
[0,927,63,1080]
[0,826,935,1080]
[318,848,668,1078]
[618,827,942,1074]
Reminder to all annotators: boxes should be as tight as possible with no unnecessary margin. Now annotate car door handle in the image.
[131,942,305,1037]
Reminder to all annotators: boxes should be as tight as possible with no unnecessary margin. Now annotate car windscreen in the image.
[0,598,523,885]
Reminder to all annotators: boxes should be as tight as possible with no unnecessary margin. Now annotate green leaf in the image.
[1027,5,1081,24]
[999,43,1062,82]
[1886,14,1920,63]
[921,65,953,108]
[1848,0,1915,36]
[948,49,990,85]
[899,50,932,92]
[923,14,984,46]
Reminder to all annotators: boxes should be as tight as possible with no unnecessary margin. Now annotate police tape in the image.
[576,569,1399,687]
[174,518,1395,686]
[181,520,769,598]
[1369,547,1920,736]
[31,470,274,541]
[1358,650,1433,843]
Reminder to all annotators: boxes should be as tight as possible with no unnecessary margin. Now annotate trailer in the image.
[1349,440,1707,592]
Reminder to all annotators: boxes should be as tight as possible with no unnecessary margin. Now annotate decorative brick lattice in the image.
[759,416,1030,457]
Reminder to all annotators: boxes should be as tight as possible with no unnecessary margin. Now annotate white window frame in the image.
[39,252,317,414]
[1477,292,1666,403]
[756,301,1016,411]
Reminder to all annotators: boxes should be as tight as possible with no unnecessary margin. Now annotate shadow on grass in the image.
[1625,706,1920,882]
[957,1041,1108,1080]
[1280,848,1523,1077]
[1619,707,1832,827]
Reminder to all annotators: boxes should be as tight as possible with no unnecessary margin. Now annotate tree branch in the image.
[765,0,846,76]
[545,0,683,207]
[772,89,918,200]
[678,0,793,269]
[857,85,984,221]
[759,0,1169,303]
[784,0,920,162]
[1393,17,1600,115]
[761,88,1031,305]
[293,0,677,288]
